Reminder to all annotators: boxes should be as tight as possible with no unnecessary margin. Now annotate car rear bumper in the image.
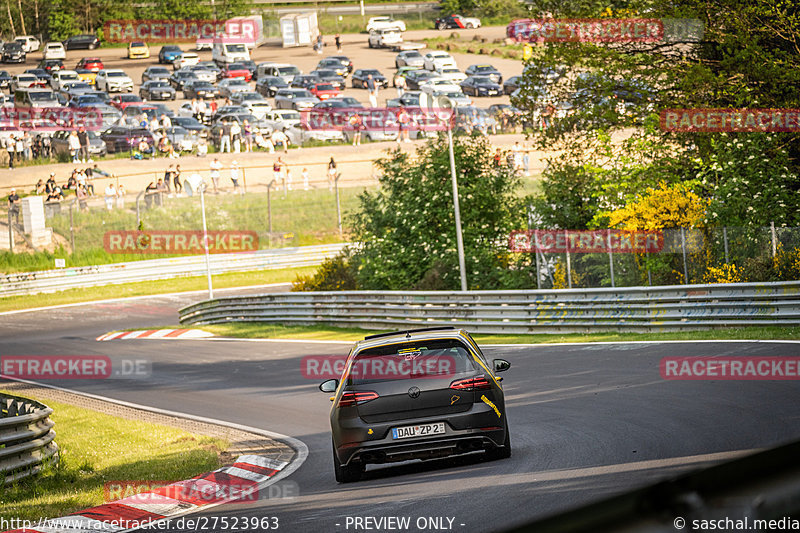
[333,403,506,466]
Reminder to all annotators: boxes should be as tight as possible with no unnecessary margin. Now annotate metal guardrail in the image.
[0,393,58,484]
[178,281,800,333]
[0,243,348,298]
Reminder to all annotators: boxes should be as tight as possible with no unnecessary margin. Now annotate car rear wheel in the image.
[485,420,511,460]
[437,22,447,30]
[466,23,474,29]
[333,441,363,483]
[88,43,96,50]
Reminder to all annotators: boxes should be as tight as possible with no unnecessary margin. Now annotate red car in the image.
[308,82,340,100]
[76,57,104,72]
[111,93,143,110]
[218,63,252,82]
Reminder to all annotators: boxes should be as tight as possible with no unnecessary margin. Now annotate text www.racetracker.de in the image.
[1,516,280,530]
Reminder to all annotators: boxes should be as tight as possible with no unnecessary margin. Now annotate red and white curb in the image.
[96,329,214,341]
[5,455,288,533]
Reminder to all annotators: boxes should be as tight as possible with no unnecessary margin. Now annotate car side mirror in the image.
[319,379,338,393]
[493,359,511,373]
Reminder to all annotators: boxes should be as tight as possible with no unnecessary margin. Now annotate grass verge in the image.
[0,393,227,521]
[0,265,317,313]
[424,33,530,60]
[201,323,800,344]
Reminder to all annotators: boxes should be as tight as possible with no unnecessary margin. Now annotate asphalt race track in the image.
[2,294,800,532]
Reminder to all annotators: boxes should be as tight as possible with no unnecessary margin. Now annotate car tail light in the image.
[338,391,379,407]
[450,375,491,391]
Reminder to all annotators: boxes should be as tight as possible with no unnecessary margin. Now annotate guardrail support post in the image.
[267,179,273,245]
[69,201,75,252]
[564,229,572,289]
[771,221,777,259]
[607,229,615,288]
[680,228,689,284]
[7,209,13,254]
[723,226,729,264]
[534,231,541,290]
[199,184,213,299]
[335,171,342,235]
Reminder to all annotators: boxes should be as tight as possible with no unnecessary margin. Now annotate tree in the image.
[349,134,529,290]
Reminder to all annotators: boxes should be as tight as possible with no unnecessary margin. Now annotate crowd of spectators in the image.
[3,133,54,169]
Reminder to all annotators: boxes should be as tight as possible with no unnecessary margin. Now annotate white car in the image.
[50,70,80,91]
[15,35,40,53]
[423,51,457,71]
[242,101,272,120]
[436,66,467,83]
[96,69,134,92]
[264,109,301,130]
[368,29,403,49]
[366,16,406,33]
[43,42,66,60]
[10,74,39,92]
[420,78,461,93]
[173,52,200,70]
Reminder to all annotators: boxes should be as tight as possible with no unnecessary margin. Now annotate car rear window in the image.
[347,339,476,385]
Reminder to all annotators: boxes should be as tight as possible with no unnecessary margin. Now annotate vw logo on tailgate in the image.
[408,386,420,399]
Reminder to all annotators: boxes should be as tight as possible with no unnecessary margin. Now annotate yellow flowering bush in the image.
[703,264,745,284]
[606,182,708,231]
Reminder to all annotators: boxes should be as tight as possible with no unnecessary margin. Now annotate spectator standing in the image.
[7,188,20,223]
[144,180,158,208]
[302,167,310,190]
[104,183,116,210]
[197,137,208,157]
[35,179,45,195]
[327,156,337,191]
[210,157,222,193]
[174,165,183,193]
[231,120,242,153]
[76,184,88,210]
[6,136,14,169]
[23,132,32,161]
[15,135,24,164]
[116,185,126,208]
[164,165,175,195]
[271,129,289,153]
[160,114,172,129]
[511,141,523,171]
[273,157,283,188]
[46,173,57,193]
[398,108,410,142]
[219,121,232,153]
[523,144,530,175]
[243,120,253,152]
[395,73,406,98]
[335,34,341,52]
[367,75,378,108]
[314,34,324,54]
[349,112,363,146]
[230,160,241,192]
[285,165,293,192]
[77,126,89,163]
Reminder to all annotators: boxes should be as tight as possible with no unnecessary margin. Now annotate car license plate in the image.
[392,422,445,440]
[162,92,171,97]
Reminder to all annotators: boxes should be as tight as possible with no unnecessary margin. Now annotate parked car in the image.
[101,126,154,153]
[24,68,51,83]
[218,78,251,98]
[2,43,26,63]
[127,42,150,59]
[173,52,199,70]
[309,69,346,90]
[241,100,272,120]
[503,75,522,95]
[393,66,420,87]
[308,82,340,100]
[424,51,457,71]
[111,93,144,110]
[257,62,300,84]
[96,69,134,92]
[461,76,503,96]
[291,74,321,89]
[284,121,344,145]
[185,65,217,83]
[404,69,440,91]
[316,57,349,77]
[328,55,354,75]
[263,109,301,130]
[75,57,104,72]
[218,62,252,81]
[168,70,198,91]
[171,116,209,138]
[14,35,40,53]
[274,88,319,110]
[434,14,481,30]
[50,69,80,91]
[10,73,39,92]
[230,91,265,105]
[420,78,462,94]
[368,29,403,49]
[52,129,107,156]
[352,69,387,89]
[366,16,406,32]
[63,34,100,50]
[464,64,503,84]
[0,70,12,89]
[140,80,176,101]
[68,93,105,108]
[38,59,63,73]
[42,42,66,60]
[256,75,288,97]
[197,61,221,76]
[156,125,198,152]
[60,82,95,98]
[385,90,421,108]
[158,45,183,64]
[142,66,171,83]
[435,65,467,84]
[319,327,511,483]
[239,59,257,78]
[75,69,97,85]
[183,80,221,100]
[395,50,424,68]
